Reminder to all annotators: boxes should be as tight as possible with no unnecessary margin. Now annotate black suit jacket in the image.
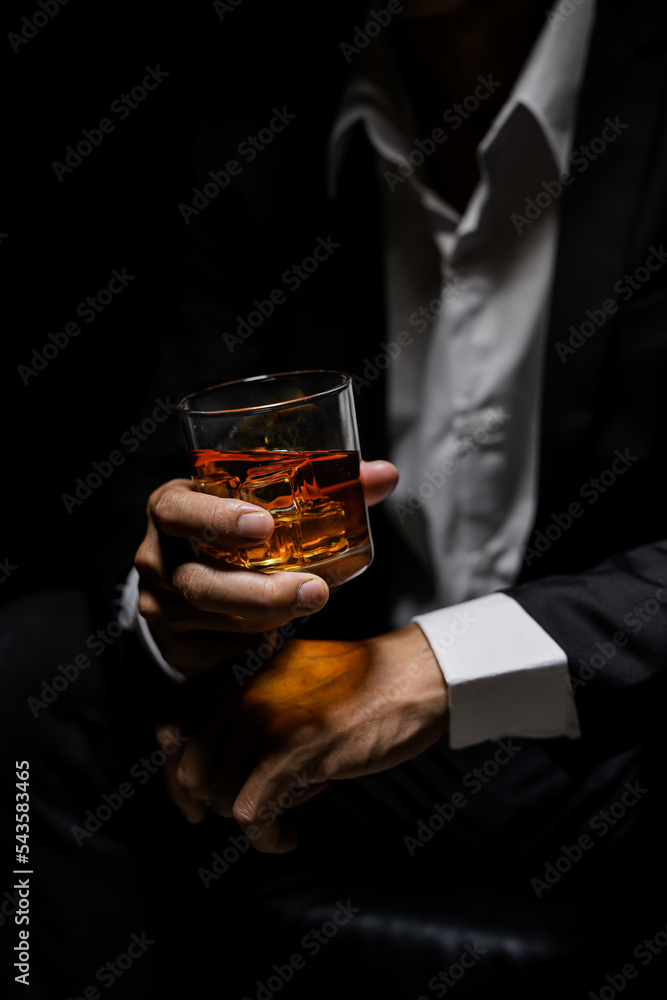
[99,0,667,770]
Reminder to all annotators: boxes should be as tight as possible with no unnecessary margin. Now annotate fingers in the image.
[171,564,329,619]
[205,726,260,820]
[136,563,329,675]
[158,713,331,853]
[135,470,350,677]
[157,711,250,826]
[360,460,399,506]
[171,703,236,810]
[149,479,275,548]
[137,588,299,636]
[139,562,329,624]
[138,479,330,631]
[156,685,239,822]
[156,722,207,824]
[232,759,331,854]
[143,628,259,676]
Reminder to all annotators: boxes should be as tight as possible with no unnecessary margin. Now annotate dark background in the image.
[1,3,373,989]
[2,0,365,603]
[4,6,667,997]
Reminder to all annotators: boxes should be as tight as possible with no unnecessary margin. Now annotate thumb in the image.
[360,460,399,506]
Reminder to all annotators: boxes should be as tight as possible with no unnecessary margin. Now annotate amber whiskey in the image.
[188,449,372,585]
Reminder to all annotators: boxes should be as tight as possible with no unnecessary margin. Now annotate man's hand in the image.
[156,623,449,851]
[134,460,398,675]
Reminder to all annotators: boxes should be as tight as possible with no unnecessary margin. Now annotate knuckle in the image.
[175,760,207,798]
[312,751,338,783]
[153,486,183,530]
[249,571,287,614]
[249,571,276,609]
[209,499,238,535]
[149,479,182,515]
[174,563,211,604]
[209,498,258,540]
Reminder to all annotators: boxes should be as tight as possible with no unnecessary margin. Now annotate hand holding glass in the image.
[177,371,373,587]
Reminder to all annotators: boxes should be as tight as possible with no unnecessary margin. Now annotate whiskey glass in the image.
[177,371,373,586]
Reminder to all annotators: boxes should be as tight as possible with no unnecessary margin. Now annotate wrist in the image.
[371,623,449,728]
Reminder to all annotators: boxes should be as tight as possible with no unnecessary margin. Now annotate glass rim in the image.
[177,369,351,417]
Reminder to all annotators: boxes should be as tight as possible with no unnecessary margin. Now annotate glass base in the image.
[200,534,374,588]
[291,534,373,587]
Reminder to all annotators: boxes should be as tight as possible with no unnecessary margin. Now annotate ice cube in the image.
[239,466,299,521]
[197,474,241,499]
[300,498,347,557]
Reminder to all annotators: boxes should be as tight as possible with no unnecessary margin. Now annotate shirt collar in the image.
[328,0,597,197]
[481,0,597,173]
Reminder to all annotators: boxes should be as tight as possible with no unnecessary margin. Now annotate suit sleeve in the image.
[505,538,667,764]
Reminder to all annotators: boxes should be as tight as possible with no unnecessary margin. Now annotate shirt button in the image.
[453,408,505,441]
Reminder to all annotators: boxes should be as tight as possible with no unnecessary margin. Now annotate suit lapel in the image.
[538,0,667,505]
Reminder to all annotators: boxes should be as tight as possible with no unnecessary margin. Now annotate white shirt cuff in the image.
[119,567,187,684]
[412,592,581,749]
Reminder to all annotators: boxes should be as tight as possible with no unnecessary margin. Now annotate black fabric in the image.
[93,0,667,753]
[4,590,665,999]
[6,1,667,996]
[0,592,167,997]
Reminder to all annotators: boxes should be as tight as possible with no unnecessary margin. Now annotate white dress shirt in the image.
[122,0,594,746]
